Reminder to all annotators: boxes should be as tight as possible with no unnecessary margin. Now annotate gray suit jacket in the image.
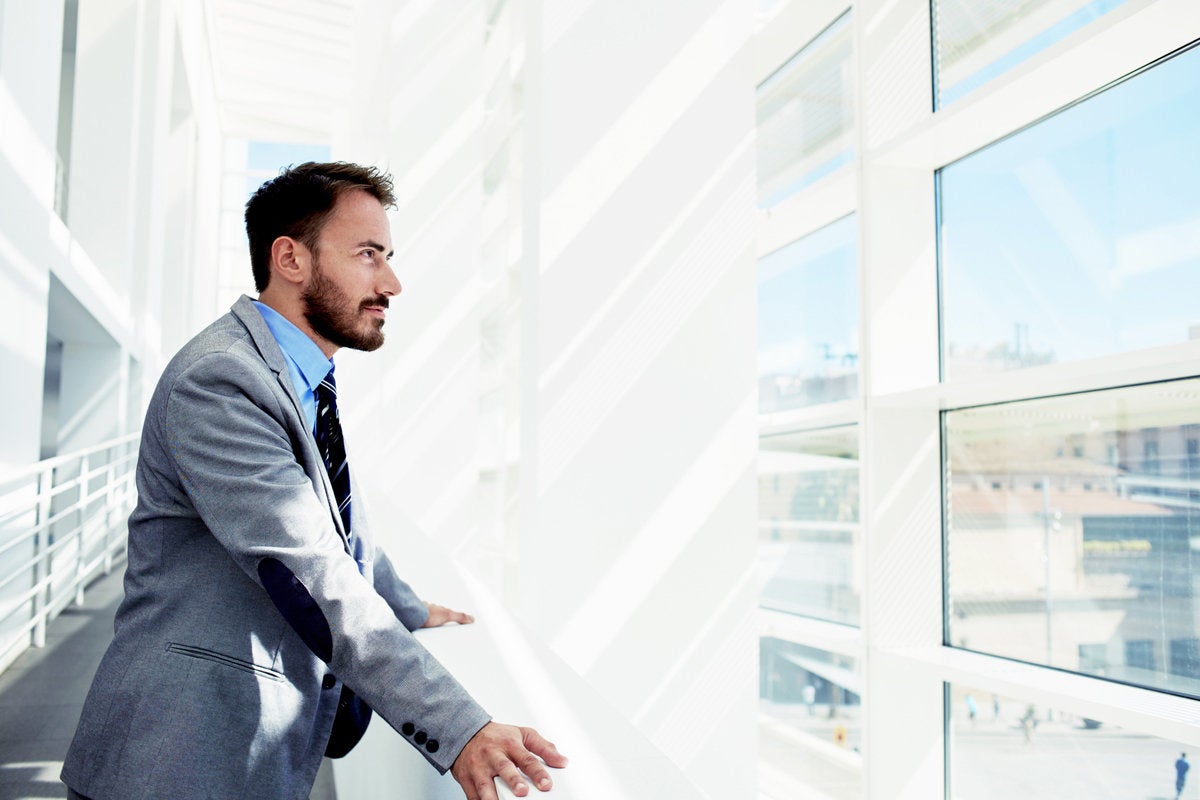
[62,296,490,799]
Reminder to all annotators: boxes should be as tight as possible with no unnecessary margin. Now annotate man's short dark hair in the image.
[244,161,397,292]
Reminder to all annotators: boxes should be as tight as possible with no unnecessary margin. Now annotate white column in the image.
[855,1,944,798]
[68,0,145,304]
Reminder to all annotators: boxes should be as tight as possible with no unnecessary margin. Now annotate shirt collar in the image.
[252,301,334,392]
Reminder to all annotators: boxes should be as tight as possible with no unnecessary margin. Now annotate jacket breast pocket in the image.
[165,642,286,682]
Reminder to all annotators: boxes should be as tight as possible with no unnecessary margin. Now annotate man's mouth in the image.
[361,297,389,318]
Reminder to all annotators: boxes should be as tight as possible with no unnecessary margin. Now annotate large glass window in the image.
[759,425,860,625]
[758,215,858,413]
[938,43,1200,379]
[755,11,854,209]
[932,0,1130,108]
[944,379,1200,699]
[948,684,1194,799]
[761,639,863,800]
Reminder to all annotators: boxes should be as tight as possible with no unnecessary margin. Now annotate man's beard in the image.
[302,258,388,352]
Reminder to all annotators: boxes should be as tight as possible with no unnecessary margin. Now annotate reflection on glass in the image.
[761,639,863,800]
[755,11,854,208]
[932,0,1129,108]
[759,426,860,625]
[944,380,1200,698]
[939,43,1200,379]
[948,684,1193,799]
[758,215,858,412]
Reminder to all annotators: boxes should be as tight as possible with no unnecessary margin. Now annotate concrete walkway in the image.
[0,566,337,800]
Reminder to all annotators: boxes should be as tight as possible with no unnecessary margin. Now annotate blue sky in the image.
[940,42,1200,371]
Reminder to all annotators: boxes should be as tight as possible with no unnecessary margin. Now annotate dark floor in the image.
[0,567,338,800]
[0,568,123,800]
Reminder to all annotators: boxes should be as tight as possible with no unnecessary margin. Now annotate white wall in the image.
[527,3,756,795]
[340,1,758,796]
[0,0,66,472]
[0,0,226,476]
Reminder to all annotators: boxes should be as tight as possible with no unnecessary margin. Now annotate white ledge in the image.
[331,560,704,800]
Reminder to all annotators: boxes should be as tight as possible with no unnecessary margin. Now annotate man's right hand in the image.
[450,721,568,800]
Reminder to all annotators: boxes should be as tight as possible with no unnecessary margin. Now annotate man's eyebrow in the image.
[358,240,394,258]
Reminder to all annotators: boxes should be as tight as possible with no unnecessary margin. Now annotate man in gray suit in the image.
[62,162,566,800]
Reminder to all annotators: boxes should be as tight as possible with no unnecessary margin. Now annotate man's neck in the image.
[256,291,338,357]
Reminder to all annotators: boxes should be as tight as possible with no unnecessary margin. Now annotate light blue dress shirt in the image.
[253,301,334,434]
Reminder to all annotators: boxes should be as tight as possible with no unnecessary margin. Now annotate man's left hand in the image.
[422,602,475,628]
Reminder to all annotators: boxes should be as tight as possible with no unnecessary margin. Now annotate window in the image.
[1125,639,1155,672]
[761,639,862,800]
[1143,440,1160,476]
[938,43,1200,380]
[944,379,1200,699]
[1170,638,1200,680]
[932,0,1131,108]
[758,215,858,413]
[1077,642,1106,672]
[755,11,854,208]
[948,684,1192,798]
[758,426,860,625]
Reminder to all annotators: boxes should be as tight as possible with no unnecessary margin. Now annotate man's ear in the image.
[269,236,311,287]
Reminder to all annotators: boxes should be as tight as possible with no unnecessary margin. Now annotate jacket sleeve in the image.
[161,348,489,772]
[372,548,431,631]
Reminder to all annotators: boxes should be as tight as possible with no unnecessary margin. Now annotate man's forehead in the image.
[323,191,392,241]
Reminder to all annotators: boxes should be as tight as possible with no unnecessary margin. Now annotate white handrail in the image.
[0,433,139,674]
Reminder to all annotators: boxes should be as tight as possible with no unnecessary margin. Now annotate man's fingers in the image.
[522,727,569,768]
[514,752,554,792]
[422,602,476,628]
[448,608,475,624]
[452,722,565,800]
[474,778,499,800]
[496,762,530,797]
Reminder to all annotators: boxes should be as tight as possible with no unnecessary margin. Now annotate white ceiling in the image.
[204,0,357,143]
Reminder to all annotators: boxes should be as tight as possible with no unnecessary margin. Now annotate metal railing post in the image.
[74,454,89,608]
[104,460,116,575]
[32,465,54,648]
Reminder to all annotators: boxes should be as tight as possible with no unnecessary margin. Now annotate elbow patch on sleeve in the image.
[258,557,334,663]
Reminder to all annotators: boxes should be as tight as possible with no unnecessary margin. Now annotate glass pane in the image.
[939,44,1200,379]
[944,380,1200,698]
[759,426,861,625]
[948,684,1194,799]
[932,0,1130,108]
[756,11,854,208]
[758,215,858,412]
[761,639,863,800]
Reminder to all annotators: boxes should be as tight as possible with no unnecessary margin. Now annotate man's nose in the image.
[379,262,402,297]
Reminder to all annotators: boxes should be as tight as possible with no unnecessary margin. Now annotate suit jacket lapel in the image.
[230,296,352,550]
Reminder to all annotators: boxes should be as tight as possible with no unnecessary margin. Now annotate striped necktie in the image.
[314,368,352,545]
[314,368,373,759]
